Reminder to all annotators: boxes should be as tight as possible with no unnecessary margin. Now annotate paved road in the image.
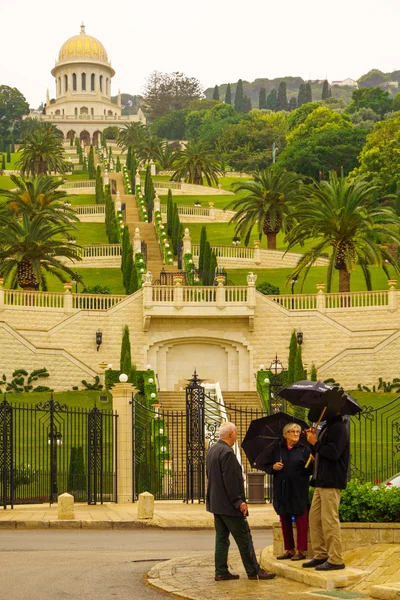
[0,529,273,600]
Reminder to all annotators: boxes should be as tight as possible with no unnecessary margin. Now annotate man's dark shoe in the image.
[214,572,240,581]
[276,550,295,560]
[302,557,328,568]
[248,568,276,580]
[315,561,345,571]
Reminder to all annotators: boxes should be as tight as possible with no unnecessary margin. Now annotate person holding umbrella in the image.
[262,423,313,561]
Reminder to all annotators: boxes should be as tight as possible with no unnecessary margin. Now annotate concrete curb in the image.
[0,519,270,530]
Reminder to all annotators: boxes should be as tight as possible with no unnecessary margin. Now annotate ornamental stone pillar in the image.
[111,381,137,503]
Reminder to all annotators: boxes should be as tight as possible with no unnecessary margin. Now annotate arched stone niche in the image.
[146,336,252,391]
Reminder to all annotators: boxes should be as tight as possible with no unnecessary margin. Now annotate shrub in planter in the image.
[339,480,400,522]
[256,281,280,296]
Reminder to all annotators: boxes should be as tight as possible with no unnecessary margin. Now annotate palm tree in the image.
[0,174,78,226]
[17,126,69,176]
[171,141,221,186]
[153,140,175,171]
[117,122,149,151]
[285,172,400,292]
[0,212,82,290]
[227,167,304,249]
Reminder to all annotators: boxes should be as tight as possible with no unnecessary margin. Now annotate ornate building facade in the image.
[40,24,145,144]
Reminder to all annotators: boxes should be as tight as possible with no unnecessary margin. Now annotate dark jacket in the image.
[263,440,312,516]
[206,439,245,517]
[311,415,349,490]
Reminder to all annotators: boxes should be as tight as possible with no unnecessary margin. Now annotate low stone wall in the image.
[272,521,400,556]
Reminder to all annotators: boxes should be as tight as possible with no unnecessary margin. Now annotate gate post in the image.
[111,380,137,503]
[88,406,103,505]
[185,370,206,503]
[0,398,13,509]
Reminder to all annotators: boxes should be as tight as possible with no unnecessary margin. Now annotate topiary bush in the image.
[256,281,280,296]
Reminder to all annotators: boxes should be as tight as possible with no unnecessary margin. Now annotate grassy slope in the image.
[7,389,111,408]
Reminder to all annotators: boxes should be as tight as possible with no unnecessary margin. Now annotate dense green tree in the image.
[277,82,288,111]
[17,126,68,175]
[0,86,29,144]
[286,172,400,292]
[392,92,400,112]
[143,71,203,119]
[102,126,120,140]
[212,85,220,101]
[259,87,267,110]
[347,87,392,117]
[321,80,330,100]
[287,102,321,130]
[225,83,232,105]
[266,89,277,111]
[234,79,245,113]
[0,212,82,290]
[120,325,132,373]
[152,109,188,140]
[171,141,221,185]
[228,167,304,249]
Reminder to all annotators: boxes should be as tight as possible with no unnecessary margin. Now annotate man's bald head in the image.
[219,422,237,447]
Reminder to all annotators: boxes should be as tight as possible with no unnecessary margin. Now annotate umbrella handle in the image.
[305,454,314,468]
[304,406,327,469]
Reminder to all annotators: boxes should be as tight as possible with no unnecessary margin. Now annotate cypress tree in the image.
[259,87,267,109]
[116,155,121,172]
[266,89,277,111]
[225,83,232,105]
[11,140,15,153]
[203,241,212,285]
[321,79,330,100]
[305,82,312,103]
[120,325,132,373]
[297,84,307,107]
[1,154,5,170]
[277,82,288,111]
[6,145,11,163]
[288,97,297,111]
[209,251,217,285]
[124,245,133,293]
[67,447,86,493]
[293,345,306,419]
[130,150,137,189]
[287,330,298,385]
[127,256,139,295]
[126,146,132,171]
[88,145,95,179]
[310,363,318,381]
[199,226,207,272]
[121,225,130,286]
[167,189,173,237]
[70,136,74,146]
[234,79,245,113]
[244,96,252,113]
[212,85,220,101]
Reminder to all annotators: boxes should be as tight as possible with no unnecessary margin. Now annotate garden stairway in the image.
[110,173,179,279]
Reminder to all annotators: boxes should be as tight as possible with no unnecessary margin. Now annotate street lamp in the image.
[268,355,285,414]
[269,355,284,376]
[232,236,240,245]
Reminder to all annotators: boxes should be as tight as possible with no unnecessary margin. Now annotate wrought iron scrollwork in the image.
[88,406,103,505]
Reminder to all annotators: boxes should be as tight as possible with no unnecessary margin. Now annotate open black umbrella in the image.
[241,411,309,469]
[280,380,362,422]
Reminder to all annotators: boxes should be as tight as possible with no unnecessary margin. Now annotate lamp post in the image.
[232,236,240,246]
[268,355,285,414]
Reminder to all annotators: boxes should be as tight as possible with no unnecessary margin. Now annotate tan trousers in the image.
[309,487,343,565]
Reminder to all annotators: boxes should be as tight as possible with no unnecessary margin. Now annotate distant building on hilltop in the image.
[331,78,358,88]
[38,23,145,144]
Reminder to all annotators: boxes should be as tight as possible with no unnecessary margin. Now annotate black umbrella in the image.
[241,411,309,469]
[280,380,362,422]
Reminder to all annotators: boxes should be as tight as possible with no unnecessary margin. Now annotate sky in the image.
[1,0,399,108]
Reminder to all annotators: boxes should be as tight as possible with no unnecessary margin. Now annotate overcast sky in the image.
[1,0,399,108]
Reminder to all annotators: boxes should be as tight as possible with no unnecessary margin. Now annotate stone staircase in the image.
[110,173,178,278]
[158,390,262,412]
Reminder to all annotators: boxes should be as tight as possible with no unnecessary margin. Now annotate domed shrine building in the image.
[40,23,145,144]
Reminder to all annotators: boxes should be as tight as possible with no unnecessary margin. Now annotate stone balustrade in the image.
[160,205,235,223]
[73,204,105,222]
[60,180,96,189]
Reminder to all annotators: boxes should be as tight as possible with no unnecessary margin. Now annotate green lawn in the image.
[227,265,393,293]
[0,175,14,191]
[7,389,111,408]
[0,151,21,169]
[68,193,96,205]
[44,268,124,294]
[72,223,108,245]
[160,194,236,210]
[65,172,90,181]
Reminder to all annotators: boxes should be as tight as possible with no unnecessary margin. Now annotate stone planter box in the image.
[272,521,400,557]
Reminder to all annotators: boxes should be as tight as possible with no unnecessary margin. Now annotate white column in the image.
[247,272,257,309]
[183,228,192,255]
[253,240,261,265]
[133,227,142,255]
[111,382,137,503]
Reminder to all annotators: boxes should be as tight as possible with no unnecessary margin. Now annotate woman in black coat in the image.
[263,422,312,561]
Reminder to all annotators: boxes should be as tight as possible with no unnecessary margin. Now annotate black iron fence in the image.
[0,397,117,508]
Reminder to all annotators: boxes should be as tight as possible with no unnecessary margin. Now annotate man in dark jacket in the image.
[303,414,349,571]
[206,421,276,581]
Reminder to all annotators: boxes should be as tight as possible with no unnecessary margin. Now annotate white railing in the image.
[141,179,181,190]
[72,294,126,310]
[150,285,248,304]
[60,180,96,189]
[269,294,318,311]
[4,290,65,309]
[74,205,105,216]
[192,244,254,259]
[75,244,122,258]
[160,205,210,217]
[325,290,389,309]
[41,114,140,121]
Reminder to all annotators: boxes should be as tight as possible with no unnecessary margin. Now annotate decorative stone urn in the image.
[316,281,325,292]
[388,279,398,289]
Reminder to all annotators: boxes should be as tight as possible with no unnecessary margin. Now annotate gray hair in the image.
[219,421,236,438]
[282,422,301,436]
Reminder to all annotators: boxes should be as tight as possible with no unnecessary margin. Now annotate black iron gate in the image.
[0,396,117,508]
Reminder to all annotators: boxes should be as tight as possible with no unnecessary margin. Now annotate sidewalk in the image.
[0,500,277,529]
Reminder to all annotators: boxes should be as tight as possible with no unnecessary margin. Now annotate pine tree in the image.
[266,89,277,111]
[297,84,307,107]
[277,82,288,111]
[288,97,297,111]
[225,83,232,105]
[213,85,220,101]
[199,226,207,272]
[259,87,267,109]
[234,79,245,113]
[305,82,312,103]
[321,79,330,100]
[120,325,132,373]
[287,330,298,385]
[244,95,252,113]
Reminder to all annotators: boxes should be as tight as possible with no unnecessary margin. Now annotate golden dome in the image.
[57,24,108,64]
